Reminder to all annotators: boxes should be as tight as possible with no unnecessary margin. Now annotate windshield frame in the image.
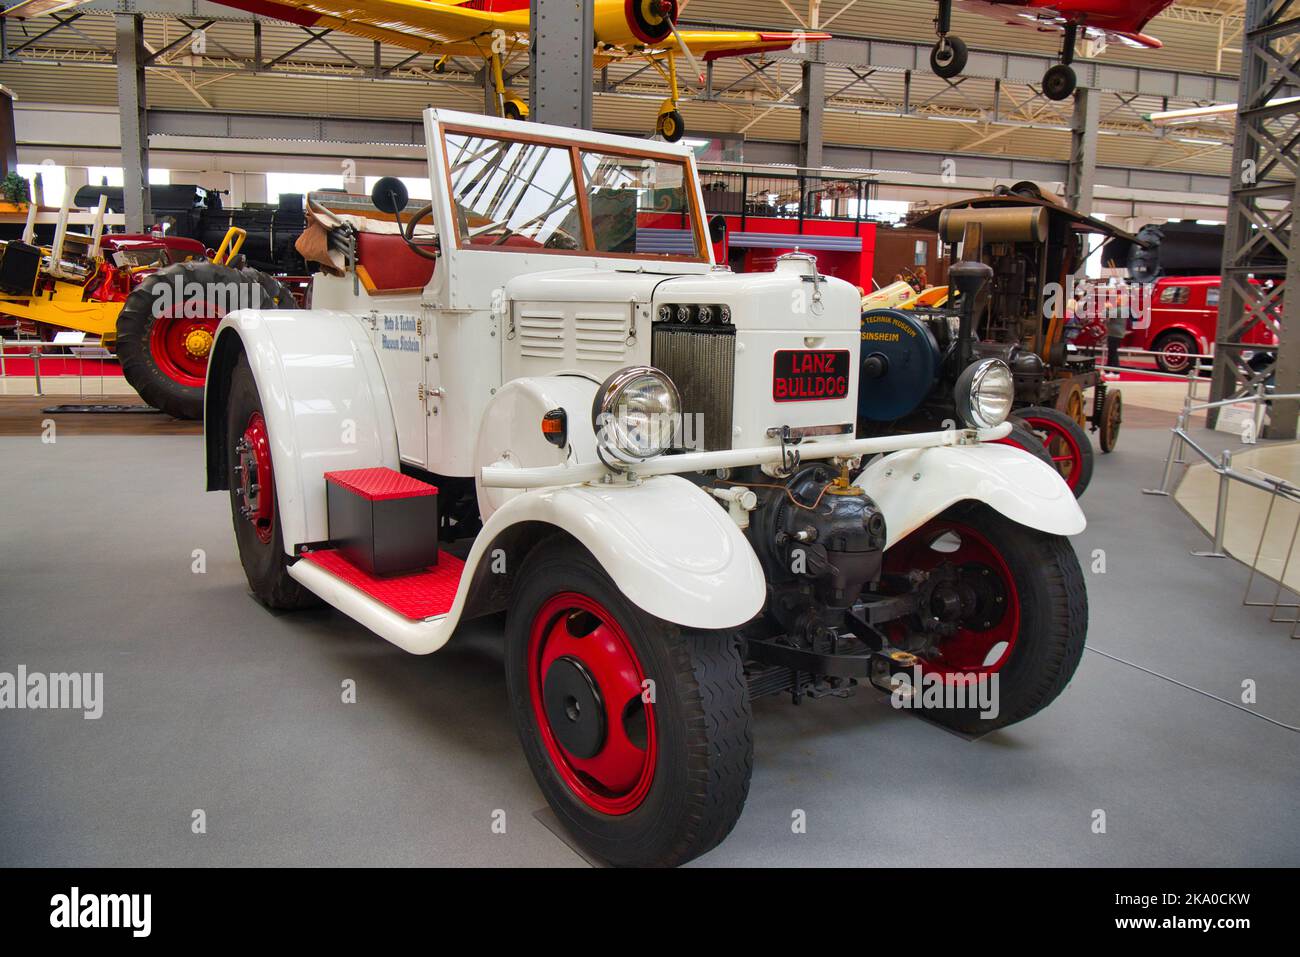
[438,122,709,263]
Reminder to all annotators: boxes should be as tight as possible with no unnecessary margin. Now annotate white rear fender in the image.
[477,474,765,631]
[858,443,1086,549]
[204,309,399,553]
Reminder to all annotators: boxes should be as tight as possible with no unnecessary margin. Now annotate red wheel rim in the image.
[148,307,222,388]
[883,519,1021,677]
[528,593,656,815]
[1160,339,1190,372]
[1020,414,1084,491]
[237,411,275,544]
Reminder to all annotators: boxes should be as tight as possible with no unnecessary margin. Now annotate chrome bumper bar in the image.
[480,422,1013,489]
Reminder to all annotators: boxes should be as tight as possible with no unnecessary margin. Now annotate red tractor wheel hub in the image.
[235,411,275,544]
[528,592,656,815]
[883,519,1021,677]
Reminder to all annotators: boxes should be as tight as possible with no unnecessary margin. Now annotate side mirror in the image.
[708,214,727,245]
[371,176,409,215]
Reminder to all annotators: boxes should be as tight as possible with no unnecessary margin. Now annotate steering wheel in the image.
[401,202,440,261]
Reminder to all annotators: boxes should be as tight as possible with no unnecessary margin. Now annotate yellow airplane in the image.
[3,0,828,142]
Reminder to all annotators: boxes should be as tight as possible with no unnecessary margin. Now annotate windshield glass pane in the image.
[444,132,583,250]
[581,151,700,258]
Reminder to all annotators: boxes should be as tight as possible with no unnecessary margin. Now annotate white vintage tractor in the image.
[203,110,1088,867]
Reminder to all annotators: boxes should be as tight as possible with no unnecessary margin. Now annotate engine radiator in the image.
[652,324,735,451]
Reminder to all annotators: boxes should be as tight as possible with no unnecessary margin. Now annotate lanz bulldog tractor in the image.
[203,111,1089,867]
[858,187,1136,497]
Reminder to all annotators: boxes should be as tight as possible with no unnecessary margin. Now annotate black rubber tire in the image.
[904,502,1088,735]
[1042,63,1077,100]
[1099,388,1122,453]
[226,352,319,610]
[505,539,752,867]
[1152,330,1198,375]
[115,260,295,419]
[503,100,524,121]
[930,35,968,78]
[1017,404,1094,498]
[657,109,685,143]
[997,422,1057,469]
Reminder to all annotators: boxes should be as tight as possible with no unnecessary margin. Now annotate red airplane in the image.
[930,0,1177,100]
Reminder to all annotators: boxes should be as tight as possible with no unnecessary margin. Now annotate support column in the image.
[1209,0,1299,437]
[0,85,18,179]
[528,0,593,129]
[115,13,150,232]
[799,57,825,170]
[1065,86,1098,216]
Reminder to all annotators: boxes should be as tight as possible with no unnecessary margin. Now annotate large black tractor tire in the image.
[884,502,1088,735]
[225,352,319,610]
[1017,405,1094,498]
[505,539,752,867]
[115,260,296,420]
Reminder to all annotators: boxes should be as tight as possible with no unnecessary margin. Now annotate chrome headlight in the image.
[592,365,681,467]
[954,358,1014,429]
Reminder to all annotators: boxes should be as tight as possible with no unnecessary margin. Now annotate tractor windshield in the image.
[441,126,705,261]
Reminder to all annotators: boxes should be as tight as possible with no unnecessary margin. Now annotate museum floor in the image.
[2,392,1298,867]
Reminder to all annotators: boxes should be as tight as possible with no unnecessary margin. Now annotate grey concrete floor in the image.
[1,411,1298,867]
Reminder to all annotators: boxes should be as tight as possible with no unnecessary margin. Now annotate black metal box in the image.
[324,467,439,576]
[0,241,42,296]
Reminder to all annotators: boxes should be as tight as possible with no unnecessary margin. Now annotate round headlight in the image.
[592,365,681,467]
[954,358,1014,429]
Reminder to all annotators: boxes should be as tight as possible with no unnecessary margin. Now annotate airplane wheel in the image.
[1043,64,1077,101]
[657,110,685,142]
[930,36,967,79]
[504,100,524,121]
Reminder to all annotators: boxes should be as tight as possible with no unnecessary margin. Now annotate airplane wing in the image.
[953,0,1173,50]
[212,0,530,54]
[665,30,831,61]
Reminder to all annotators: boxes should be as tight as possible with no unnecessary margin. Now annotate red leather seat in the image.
[356,232,436,293]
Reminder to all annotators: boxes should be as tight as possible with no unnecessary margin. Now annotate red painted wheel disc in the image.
[528,592,656,815]
[883,519,1021,677]
[1020,414,1085,491]
[148,308,222,388]
[238,411,275,545]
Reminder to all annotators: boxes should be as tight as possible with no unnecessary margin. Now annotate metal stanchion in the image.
[1191,448,1232,558]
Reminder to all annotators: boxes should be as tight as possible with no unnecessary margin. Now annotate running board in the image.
[287,548,465,655]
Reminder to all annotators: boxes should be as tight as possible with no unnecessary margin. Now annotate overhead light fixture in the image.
[1176,137,1226,146]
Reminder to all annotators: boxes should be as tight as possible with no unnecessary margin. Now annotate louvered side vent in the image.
[574,311,630,364]
[652,325,735,452]
[516,309,566,360]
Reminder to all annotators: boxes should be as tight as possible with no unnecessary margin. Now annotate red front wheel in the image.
[882,502,1088,733]
[1015,406,1094,498]
[506,540,751,867]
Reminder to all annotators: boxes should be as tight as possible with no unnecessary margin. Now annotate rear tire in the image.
[226,352,319,610]
[116,261,296,419]
[1153,330,1198,375]
[883,502,1088,734]
[505,539,752,867]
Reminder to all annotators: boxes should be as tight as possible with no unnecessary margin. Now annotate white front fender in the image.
[858,443,1086,549]
[480,474,765,630]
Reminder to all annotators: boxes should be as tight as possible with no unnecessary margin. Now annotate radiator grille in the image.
[652,324,735,451]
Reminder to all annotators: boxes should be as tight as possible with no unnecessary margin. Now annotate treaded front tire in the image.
[884,502,1088,735]
[505,539,752,867]
[225,351,319,610]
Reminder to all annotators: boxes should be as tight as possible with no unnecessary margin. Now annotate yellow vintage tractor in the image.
[0,208,297,418]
